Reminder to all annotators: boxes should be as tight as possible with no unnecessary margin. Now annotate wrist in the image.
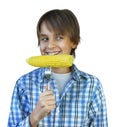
[30,113,38,127]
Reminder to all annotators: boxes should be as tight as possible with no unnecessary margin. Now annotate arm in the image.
[30,89,56,127]
[7,83,31,127]
[8,81,56,127]
[89,78,108,127]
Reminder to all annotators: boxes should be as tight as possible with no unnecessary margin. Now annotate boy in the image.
[8,9,108,127]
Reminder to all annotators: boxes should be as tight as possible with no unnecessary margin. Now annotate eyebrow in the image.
[56,33,62,36]
[40,33,63,37]
[39,33,48,37]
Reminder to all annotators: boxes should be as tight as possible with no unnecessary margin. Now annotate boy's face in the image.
[39,22,77,55]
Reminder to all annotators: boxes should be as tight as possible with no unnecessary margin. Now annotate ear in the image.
[71,43,78,49]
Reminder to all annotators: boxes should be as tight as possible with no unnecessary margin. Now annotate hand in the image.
[30,85,56,126]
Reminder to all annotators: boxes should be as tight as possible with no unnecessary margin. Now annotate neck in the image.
[52,67,72,74]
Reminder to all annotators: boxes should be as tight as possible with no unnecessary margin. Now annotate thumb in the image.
[45,84,48,91]
[46,84,50,91]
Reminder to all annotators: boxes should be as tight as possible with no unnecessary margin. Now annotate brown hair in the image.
[37,9,80,57]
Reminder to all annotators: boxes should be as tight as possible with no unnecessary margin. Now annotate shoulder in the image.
[78,69,104,100]
[20,67,45,79]
[73,65,101,82]
[14,68,45,92]
[73,65,102,90]
[17,68,42,81]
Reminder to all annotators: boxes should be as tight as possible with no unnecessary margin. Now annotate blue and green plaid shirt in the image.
[8,65,108,127]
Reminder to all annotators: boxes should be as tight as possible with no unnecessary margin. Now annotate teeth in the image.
[47,52,60,55]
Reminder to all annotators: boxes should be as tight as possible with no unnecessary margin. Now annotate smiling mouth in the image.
[46,51,61,55]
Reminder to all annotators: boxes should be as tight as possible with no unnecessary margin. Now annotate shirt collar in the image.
[36,65,88,83]
[71,64,88,81]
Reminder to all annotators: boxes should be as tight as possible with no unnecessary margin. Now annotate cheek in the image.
[39,44,45,53]
[58,42,68,49]
[65,47,72,53]
[59,43,72,53]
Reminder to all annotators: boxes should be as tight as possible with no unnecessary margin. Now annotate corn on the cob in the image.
[26,54,74,67]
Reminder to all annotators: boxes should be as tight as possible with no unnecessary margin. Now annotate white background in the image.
[0,0,120,126]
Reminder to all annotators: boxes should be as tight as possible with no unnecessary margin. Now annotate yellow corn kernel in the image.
[26,54,74,67]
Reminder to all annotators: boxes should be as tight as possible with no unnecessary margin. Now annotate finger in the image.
[48,84,51,90]
[40,96,55,106]
[46,84,51,91]
[48,104,56,110]
[45,98,56,104]
[46,95,55,100]
[40,101,45,108]
[45,84,48,91]
[40,90,53,97]
[42,104,56,114]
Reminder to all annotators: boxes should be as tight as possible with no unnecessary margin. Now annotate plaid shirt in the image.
[8,65,108,127]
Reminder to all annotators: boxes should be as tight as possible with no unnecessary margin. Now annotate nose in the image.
[47,39,56,48]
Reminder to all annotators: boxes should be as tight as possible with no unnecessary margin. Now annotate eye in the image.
[40,37,49,42]
[56,35,63,41]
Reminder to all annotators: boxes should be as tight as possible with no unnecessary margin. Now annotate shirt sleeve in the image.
[89,77,108,127]
[7,80,31,127]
